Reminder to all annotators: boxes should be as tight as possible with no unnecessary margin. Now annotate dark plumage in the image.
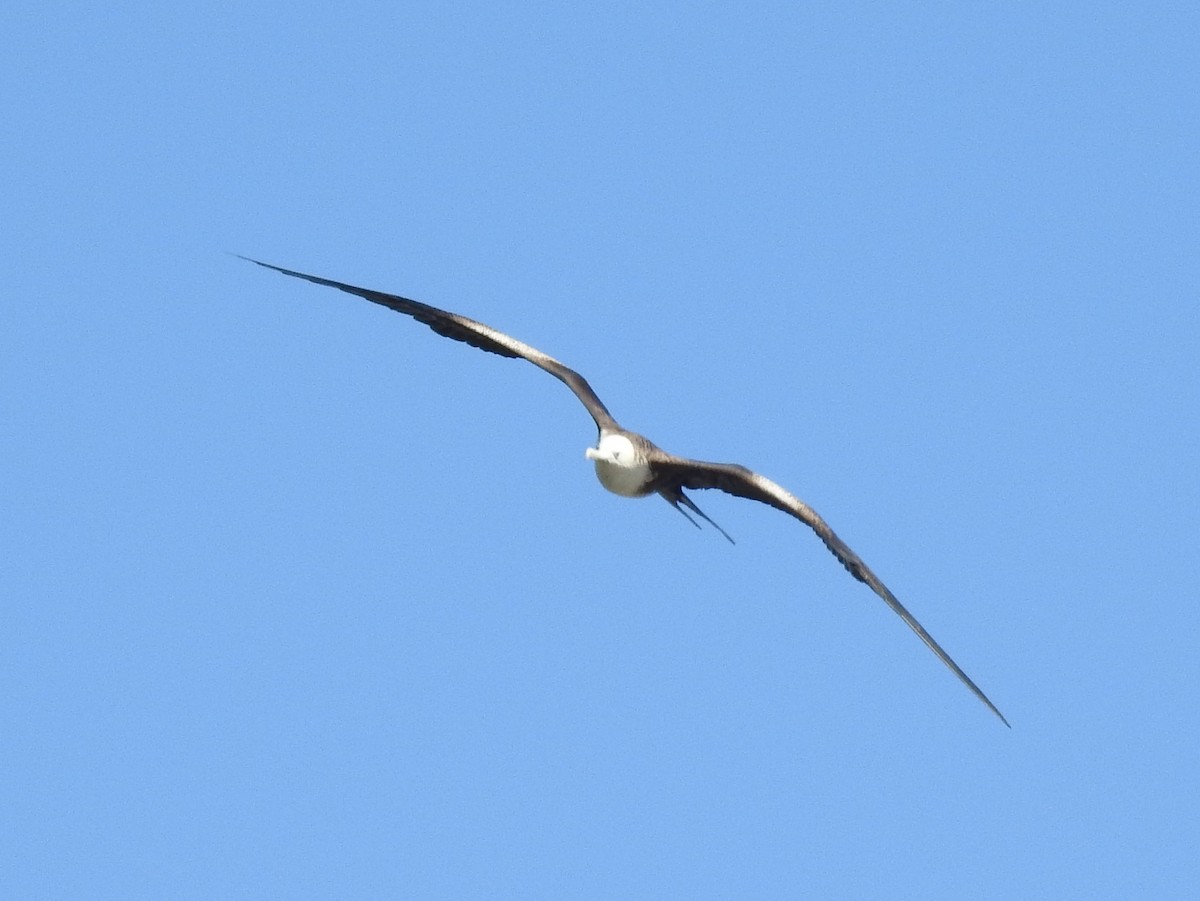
[244,256,1008,726]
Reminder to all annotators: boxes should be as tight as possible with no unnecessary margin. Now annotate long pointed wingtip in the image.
[966,683,1010,727]
[233,253,278,271]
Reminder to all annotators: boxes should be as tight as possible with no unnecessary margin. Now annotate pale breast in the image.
[592,457,654,498]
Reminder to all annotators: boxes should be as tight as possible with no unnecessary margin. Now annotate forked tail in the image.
[660,489,735,544]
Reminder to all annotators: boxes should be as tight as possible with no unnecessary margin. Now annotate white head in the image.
[585,432,651,497]
[585,432,637,466]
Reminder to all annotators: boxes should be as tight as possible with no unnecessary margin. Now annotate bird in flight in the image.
[244,257,1008,726]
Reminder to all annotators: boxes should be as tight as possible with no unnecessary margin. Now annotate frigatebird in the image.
[244,257,1008,725]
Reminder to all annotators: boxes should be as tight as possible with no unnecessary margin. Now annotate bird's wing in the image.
[649,454,1008,725]
[242,257,619,433]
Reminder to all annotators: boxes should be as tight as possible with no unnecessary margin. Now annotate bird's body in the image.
[587,432,655,497]
[244,256,1008,726]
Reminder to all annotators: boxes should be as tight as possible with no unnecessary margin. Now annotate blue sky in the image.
[3,2,1197,897]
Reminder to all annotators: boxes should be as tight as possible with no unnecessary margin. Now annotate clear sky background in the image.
[3,2,1197,898]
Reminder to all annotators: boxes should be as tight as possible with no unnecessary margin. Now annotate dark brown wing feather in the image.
[242,257,619,433]
[649,455,1009,726]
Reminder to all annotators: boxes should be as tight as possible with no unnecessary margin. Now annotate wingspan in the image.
[649,455,1009,725]
[242,257,619,433]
